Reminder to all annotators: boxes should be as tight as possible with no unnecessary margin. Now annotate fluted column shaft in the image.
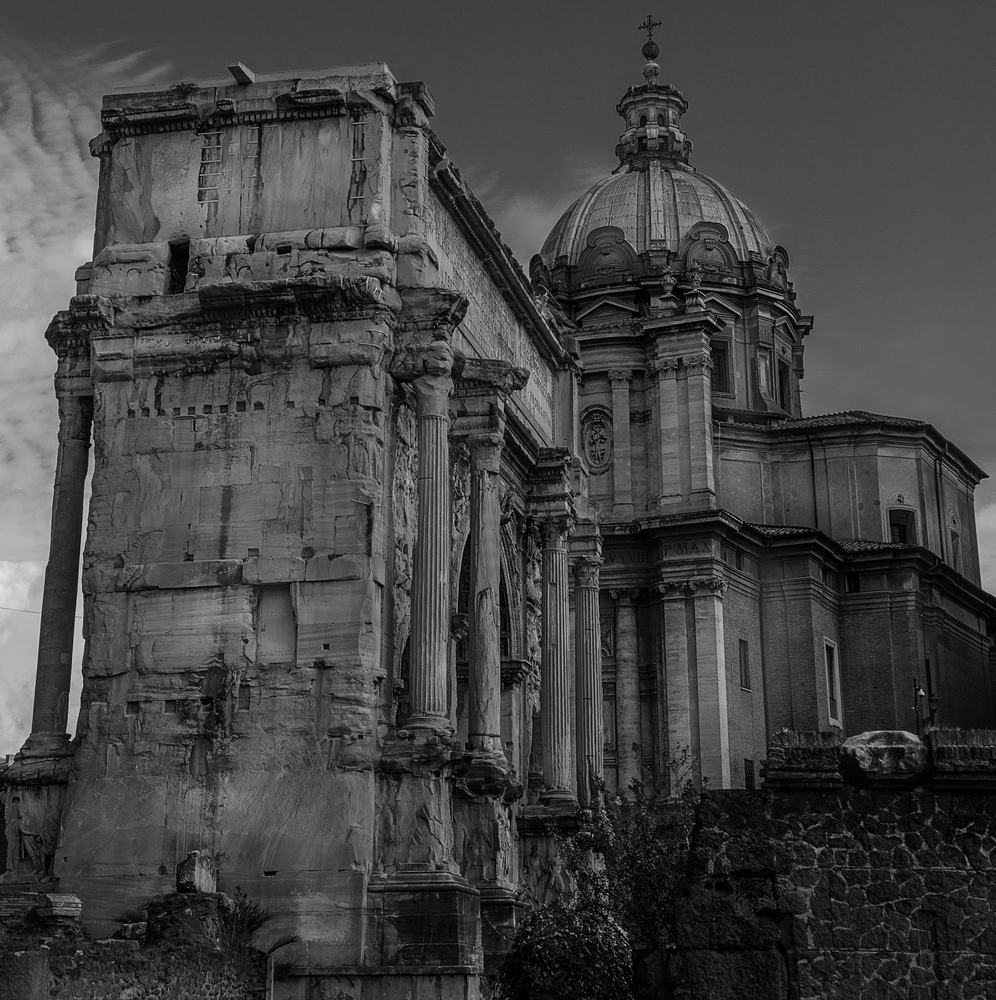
[408,370,454,731]
[613,589,642,794]
[30,393,93,744]
[467,432,504,753]
[573,557,603,804]
[540,518,573,795]
[608,370,633,517]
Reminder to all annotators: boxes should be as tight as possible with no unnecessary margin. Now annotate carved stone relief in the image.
[391,386,418,692]
[581,407,613,474]
[523,522,543,714]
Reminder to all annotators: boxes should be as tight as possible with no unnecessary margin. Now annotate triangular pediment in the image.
[702,292,743,320]
[575,296,639,323]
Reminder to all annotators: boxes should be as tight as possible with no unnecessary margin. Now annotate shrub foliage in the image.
[492,755,699,1000]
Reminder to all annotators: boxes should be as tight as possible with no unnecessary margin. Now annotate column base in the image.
[478,884,524,975]
[538,787,578,813]
[366,868,482,971]
[455,748,514,797]
[401,715,455,736]
[19,732,72,757]
[3,735,75,882]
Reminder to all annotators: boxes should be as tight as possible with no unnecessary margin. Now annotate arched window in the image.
[639,114,648,127]
[657,114,665,126]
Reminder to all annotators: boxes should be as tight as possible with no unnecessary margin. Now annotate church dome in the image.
[539,164,773,266]
[537,28,773,274]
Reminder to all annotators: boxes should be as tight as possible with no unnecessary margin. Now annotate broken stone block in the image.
[35,893,83,923]
[145,891,229,950]
[176,850,216,894]
[839,730,928,786]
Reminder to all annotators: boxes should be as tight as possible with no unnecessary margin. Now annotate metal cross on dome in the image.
[638,14,662,42]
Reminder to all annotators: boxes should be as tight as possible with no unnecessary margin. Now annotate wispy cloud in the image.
[459,157,610,266]
[0,37,168,753]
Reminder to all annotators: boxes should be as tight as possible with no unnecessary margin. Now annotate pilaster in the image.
[648,358,680,504]
[611,589,642,794]
[658,575,731,789]
[683,352,716,503]
[607,369,634,518]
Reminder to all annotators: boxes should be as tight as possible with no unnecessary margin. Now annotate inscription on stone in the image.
[603,539,714,566]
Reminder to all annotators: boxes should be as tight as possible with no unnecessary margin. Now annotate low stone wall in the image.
[0,887,267,1000]
[674,730,996,1000]
[0,937,267,999]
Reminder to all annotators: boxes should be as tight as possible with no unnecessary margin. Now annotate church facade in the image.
[2,39,994,999]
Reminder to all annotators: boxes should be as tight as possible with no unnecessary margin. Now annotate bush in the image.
[493,752,700,1000]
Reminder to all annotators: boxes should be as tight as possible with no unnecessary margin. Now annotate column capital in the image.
[610,588,641,603]
[538,515,575,549]
[648,357,680,378]
[656,576,727,597]
[412,369,454,418]
[683,352,713,376]
[607,368,633,385]
[572,555,602,589]
[466,431,504,471]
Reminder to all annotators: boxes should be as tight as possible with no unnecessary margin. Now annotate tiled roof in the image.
[745,524,815,537]
[839,539,918,553]
[779,410,928,431]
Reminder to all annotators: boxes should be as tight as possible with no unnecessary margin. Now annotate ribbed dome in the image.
[540,161,773,266]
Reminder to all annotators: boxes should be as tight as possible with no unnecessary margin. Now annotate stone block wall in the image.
[673,730,996,1000]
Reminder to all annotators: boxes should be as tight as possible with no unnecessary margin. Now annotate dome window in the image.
[657,114,665,126]
[639,115,648,127]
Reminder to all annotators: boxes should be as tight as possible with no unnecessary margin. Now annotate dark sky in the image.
[5,0,996,533]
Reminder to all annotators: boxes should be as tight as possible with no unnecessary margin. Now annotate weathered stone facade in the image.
[1,36,994,1000]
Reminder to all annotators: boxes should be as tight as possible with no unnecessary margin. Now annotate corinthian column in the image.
[28,393,93,751]
[467,431,504,755]
[407,358,454,732]
[612,589,642,795]
[573,556,603,804]
[607,370,633,518]
[540,516,574,800]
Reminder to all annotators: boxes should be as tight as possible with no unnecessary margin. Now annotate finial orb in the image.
[642,40,660,61]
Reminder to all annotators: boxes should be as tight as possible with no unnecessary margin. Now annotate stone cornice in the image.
[429,158,567,366]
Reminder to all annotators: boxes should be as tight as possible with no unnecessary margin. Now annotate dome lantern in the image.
[615,15,692,166]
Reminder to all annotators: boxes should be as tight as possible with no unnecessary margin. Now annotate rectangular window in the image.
[711,341,733,395]
[739,639,751,690]
[777,359,792,411]
[197,131,224,204]
[825,640,842,727]
[744,758,756,791]
[757,348,772,399]
[888,509,916,545]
